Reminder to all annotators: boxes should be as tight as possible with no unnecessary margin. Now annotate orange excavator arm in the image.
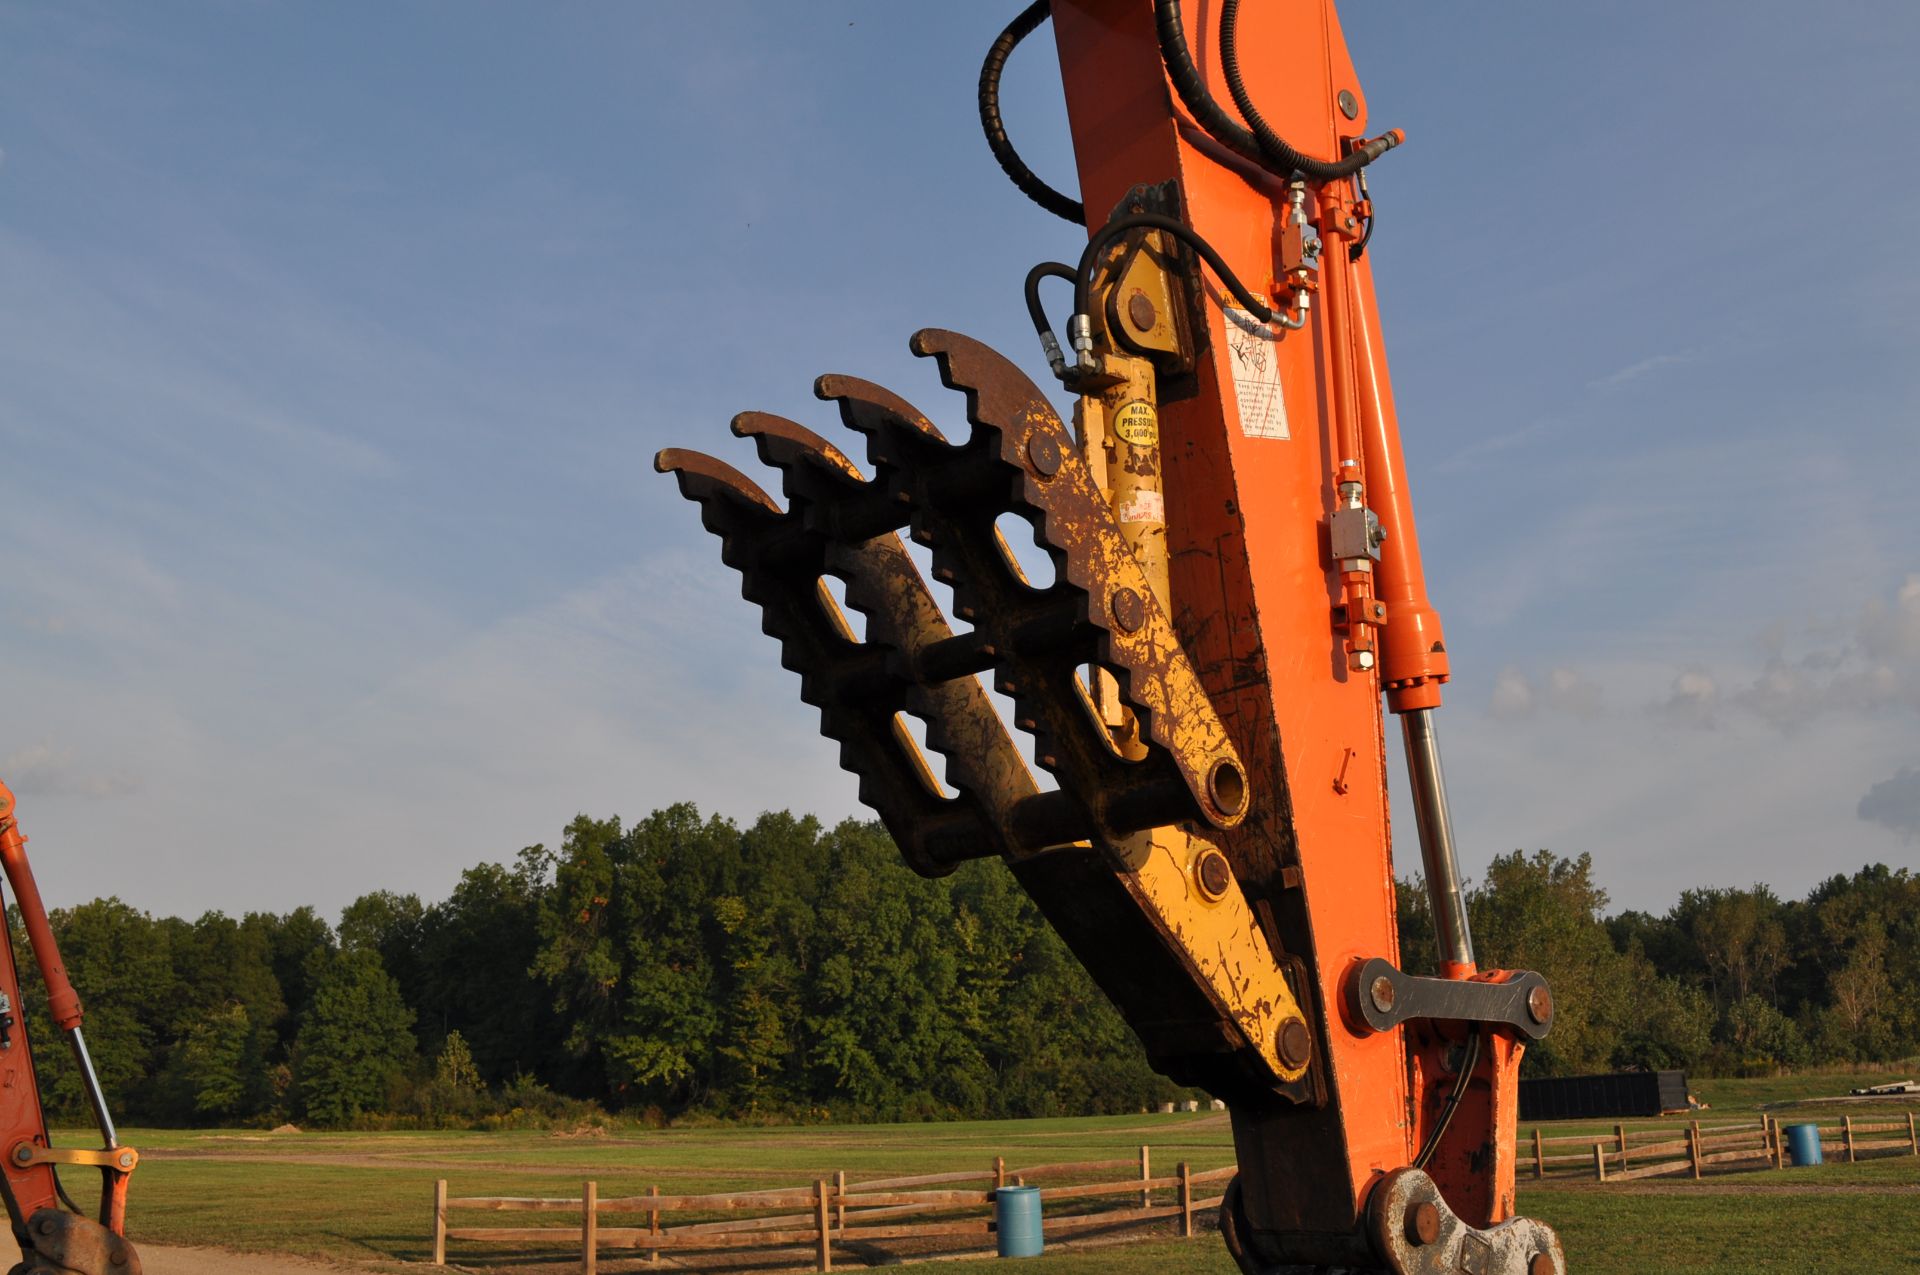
[0,781,141,1275]
[658,3,1563,1271]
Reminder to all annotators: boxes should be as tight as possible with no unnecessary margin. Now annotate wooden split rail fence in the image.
[431,1147,1235,1273]
[1521,1111,1920,1183]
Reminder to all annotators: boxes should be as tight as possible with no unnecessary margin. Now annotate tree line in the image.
[14,804,1917,1128]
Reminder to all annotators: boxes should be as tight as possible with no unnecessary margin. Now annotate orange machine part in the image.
[1049,0,1509,1239]
[0,783,70,1228]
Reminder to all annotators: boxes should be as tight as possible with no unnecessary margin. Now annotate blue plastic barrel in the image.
[1784,1122,1824,1166]
[994,1185,1044,1258]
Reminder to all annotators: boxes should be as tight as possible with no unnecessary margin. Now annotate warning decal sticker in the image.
[1222,307,1289,440]
[1113,399,1158,446]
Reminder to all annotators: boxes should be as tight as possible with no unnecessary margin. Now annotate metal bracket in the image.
[15,1207,142,1275]
[10,1144,137,1173]
[1368,1168,1563,1275]
[1220,1169,1564,1275]
[1348,957,1553,1041]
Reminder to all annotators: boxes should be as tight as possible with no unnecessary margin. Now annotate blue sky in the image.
[3,3,1917,920]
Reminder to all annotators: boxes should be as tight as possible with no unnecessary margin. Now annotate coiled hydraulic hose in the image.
[1157,0,1400,182]
[979,0,1084,225]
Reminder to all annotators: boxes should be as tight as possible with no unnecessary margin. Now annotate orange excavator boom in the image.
[659,3,1563,1271]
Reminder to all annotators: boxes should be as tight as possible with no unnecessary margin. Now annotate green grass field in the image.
[102,1071,1920,1273]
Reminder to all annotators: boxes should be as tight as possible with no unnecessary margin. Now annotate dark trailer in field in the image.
[1519,1070,1689,1121]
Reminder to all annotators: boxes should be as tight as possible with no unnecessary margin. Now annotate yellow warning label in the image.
[1113,400,1158,446]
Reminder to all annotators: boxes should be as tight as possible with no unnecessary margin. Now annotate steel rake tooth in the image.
[732,409,915,543]
[814,375,947,445]
[824,535,1042,833]
[658,426,1056,870]
[906,328,1251,832]
[812,374,979,491]
[908,328,1060,442]
[653,448,784,519]
[731,412,865,484]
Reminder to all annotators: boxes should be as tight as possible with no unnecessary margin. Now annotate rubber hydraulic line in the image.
[1157,0,1400,181]
[1412,1027,1482,1170]
[1024,261,1078,377]
[980,1,1084,224]
[1349,170,1375,261]
[1072,212,1274,324]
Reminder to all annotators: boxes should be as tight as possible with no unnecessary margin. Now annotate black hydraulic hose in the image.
[1154,0,1265,168]
[1159,0,1401,182]
[1350,205,1375,261]
[1024,261,1077,374]
[1074,212,1275,325]
[1025,262,1076,337]
[1412,1027,1482,1171]
[979,1,1084,225]
[1219,0,1300,173]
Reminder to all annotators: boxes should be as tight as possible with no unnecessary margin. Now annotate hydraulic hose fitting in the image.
[1287,181,1310,226]
[1038,330,1067,379]
[1329,482,1383,573]
[1068,313,1095,374]
[1271,180,1318,331]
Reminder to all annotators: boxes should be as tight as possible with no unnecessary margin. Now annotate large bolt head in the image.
[1528,984,1553,1024]
[1276,1019,1313,1069]
[1195,849,1233,899]
[1025,433,1062,478]
[1126,291,1157,331]
[1405,1200,1440,1246]
[1369,975,1396,1014]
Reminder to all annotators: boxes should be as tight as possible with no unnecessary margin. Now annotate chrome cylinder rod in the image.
[1400,708,1474,971]
[67,1027,118,1149]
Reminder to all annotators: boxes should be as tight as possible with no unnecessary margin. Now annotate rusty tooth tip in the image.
[727,412,762,437]
[653,449,782,513]
[813,374,847,402]
[908,328,962,360]
[821,376,948,443]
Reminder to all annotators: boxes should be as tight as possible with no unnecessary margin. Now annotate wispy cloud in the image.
[1590,351,1696,389]
[1489,665,1603,720]
[1654,667,1721,729]
[1434,416,1567,475]
[1654,575,1920,732]
[0,744,139,800]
